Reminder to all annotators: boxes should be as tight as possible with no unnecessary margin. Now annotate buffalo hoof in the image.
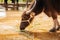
[49,28,56,32]
[57,26,60,31]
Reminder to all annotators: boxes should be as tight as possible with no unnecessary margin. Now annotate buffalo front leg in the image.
[20,11,35,31]
[4,0,8,10]
[50,12,60,32]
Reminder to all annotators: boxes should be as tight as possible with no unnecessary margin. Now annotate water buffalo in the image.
[20,0,60,32]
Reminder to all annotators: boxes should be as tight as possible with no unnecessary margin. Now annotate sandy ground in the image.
[0,11,60,40]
